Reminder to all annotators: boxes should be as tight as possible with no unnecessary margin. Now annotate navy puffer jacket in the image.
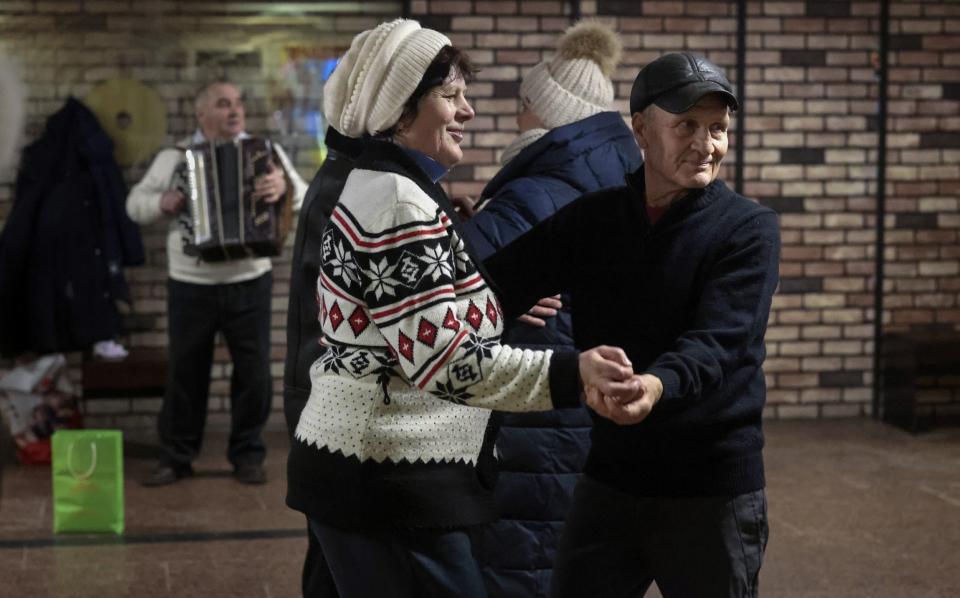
[461,111,641,597]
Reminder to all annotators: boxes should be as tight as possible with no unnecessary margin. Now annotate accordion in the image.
[174,137,293,262]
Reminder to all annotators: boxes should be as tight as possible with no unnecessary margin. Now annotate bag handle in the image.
[66,441,97,480]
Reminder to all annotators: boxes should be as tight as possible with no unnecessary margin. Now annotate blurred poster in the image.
[270,46,342,171]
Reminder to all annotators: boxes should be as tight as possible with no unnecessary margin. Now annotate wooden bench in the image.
[81,347,168,399]
[881,330,960,432]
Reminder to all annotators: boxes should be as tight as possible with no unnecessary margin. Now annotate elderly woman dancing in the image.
[285,19,639,597]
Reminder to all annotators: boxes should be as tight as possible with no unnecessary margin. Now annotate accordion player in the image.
[174,137,294,262]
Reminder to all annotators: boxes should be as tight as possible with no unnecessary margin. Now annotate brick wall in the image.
[739,0,882,419]
[0,0,957,432]
[885,0,960,420]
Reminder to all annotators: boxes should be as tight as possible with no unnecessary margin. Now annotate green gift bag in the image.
[51,429,124,534]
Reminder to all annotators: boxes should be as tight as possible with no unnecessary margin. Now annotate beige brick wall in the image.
[741,0,881,419]
[885,0,960,420]
[1,0,958,431]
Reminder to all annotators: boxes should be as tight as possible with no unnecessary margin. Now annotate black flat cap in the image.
[629,52,738,114]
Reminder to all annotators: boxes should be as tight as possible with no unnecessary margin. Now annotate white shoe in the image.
[92,340,129,361]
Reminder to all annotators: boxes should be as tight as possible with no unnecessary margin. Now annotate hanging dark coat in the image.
[0,96,144,357]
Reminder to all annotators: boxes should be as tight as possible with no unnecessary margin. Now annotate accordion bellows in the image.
[178,137,293,262]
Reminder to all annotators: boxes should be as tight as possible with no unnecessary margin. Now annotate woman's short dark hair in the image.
[378,45,479,139]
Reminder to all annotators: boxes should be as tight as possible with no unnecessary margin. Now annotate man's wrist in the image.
[650,374,663,404]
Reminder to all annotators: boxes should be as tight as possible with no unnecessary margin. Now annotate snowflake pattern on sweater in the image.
[294,168,558,466]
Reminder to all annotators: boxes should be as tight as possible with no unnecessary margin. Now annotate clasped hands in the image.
[578,346,663,426]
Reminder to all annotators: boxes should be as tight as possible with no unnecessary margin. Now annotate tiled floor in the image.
[1,420,958,597]
[1,431,305,597]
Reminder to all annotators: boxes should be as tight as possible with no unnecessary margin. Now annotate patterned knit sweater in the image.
[287,140,580,529]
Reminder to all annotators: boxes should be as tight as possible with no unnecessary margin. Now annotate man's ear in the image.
[631,111,646,150]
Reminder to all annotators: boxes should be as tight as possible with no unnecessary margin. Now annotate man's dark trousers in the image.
[551,476,769,598]
[159,273,272,470]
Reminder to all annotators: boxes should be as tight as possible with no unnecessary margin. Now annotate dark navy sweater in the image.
[487,166,781,497]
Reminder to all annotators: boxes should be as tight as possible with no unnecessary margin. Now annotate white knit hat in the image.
[520,21,623,130]
[323,19,451,137]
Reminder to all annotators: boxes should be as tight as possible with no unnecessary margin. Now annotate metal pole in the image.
[734,0,747,194]
[873,0,890,420]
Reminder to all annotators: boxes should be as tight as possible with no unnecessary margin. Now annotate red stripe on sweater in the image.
[454,274,484,292]
[333,209,449,249]
[371,287,456,320]
[417,328,469,389]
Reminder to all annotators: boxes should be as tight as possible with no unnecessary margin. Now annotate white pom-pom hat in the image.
[521,20,624,129]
